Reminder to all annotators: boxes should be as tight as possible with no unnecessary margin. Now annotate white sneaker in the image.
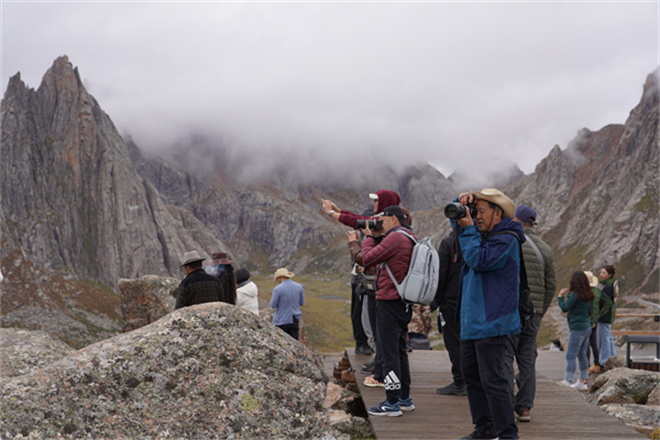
[571,381,589,391]
[560,380,572,387]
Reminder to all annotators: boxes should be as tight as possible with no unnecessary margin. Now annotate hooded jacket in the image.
[458,217,524,340]
[338,189,401,229]
[361,225,416,301]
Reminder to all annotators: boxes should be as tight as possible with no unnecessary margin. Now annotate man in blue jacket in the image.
[270,268,305,340]
[453,188,522,440]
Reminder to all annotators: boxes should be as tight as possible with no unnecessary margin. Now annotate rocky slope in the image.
[509,71,659,292]
[0,56,229,288]
[0,302,330,439]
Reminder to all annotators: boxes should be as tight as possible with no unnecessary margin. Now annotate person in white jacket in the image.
[235,268,259,315]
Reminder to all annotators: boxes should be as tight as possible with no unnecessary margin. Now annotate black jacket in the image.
[174,269,226,309]
[431,230,464,312]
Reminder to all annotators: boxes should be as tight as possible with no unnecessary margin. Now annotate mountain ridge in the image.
[1,56,657,348]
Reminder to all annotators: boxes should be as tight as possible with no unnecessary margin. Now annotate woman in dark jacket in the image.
[558,271,595,390]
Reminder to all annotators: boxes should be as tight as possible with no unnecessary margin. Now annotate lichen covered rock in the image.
[119,275,178,332]
[589,367,660,405]
[0,328,75,377]
[0,302,330,439]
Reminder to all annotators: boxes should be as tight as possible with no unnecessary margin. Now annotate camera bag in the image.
[383,230,440,306]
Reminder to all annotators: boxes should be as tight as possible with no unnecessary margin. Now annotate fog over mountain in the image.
[2,1,656,183]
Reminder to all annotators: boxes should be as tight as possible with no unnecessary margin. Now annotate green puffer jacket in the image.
[521,227,557,316]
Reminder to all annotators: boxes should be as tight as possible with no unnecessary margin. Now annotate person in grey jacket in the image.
[505,205,557,423]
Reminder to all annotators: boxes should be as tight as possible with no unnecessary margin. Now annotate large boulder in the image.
[589,367,660,405]
[118,275,178,332]
[0,302,330,439]
[0,328,75,377]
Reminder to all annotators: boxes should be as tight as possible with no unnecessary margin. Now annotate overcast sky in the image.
[1,1,658,180]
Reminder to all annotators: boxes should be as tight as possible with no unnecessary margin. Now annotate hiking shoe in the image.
[355,345,374,355]
[571,381,589,391]
[363,375,385,387]
[398,397,415,411]
[459,430,498,439]
[559,380,572,387]
[588,364,601,374]
[515,409,531,422]
[436,382,467,396]
[367,400,402,417]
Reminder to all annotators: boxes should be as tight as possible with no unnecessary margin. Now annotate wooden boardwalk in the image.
[347,348,646,440]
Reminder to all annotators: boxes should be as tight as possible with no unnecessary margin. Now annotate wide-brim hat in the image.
[211,252,234,265]
[471,188,516,219]
[273,268,294,280]
[584,271,599,287]
[180,251,205,267]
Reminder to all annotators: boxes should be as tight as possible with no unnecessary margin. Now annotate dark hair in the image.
[487,201,503,215]
[602,264,616,278]
[219,264,237,305]
[401,207,413,227]
[569,271,595,302]
[188,261,203,270]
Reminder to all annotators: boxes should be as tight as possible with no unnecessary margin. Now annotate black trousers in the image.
[277,317,299,340]
[351,274,368,347]
[376,299,412,403]
[440,302,463,386]
[586,322,600,366]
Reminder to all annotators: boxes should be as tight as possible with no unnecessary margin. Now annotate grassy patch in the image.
[255,274,354,353]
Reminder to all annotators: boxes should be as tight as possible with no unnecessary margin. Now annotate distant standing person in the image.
[174,251,228,309]
[235,268,259,315]
[585,271,603,374]
[206,252,237,305]
[558,271,595,391]
[431,226,466,397]
[270,268,305,340]
[505,205,556,423]
[597,265,619,366]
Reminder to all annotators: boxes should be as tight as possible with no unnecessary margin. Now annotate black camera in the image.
[356,219,383,230]
[444,202,477,220]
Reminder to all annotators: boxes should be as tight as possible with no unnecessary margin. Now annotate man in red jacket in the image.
[358,205,416,417]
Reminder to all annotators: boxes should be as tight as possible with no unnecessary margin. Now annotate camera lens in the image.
[444,202,466,220]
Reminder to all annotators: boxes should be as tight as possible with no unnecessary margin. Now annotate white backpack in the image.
[384,230,440,305]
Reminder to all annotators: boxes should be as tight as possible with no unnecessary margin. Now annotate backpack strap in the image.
[383,229,417,304]
[524,234,545,268]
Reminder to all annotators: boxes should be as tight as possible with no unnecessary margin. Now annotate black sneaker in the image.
[436,382,467,396]
[361,361,375,374]
[355,345,374,355]
[459,430,498,439]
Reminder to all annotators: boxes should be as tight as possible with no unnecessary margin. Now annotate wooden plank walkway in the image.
[347,349,646,440]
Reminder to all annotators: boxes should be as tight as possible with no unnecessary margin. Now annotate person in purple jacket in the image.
[357,205,416,417]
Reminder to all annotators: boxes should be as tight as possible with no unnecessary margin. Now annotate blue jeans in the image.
[564,327,592,382]
[462,336,518,439]
[597,322,616,365]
